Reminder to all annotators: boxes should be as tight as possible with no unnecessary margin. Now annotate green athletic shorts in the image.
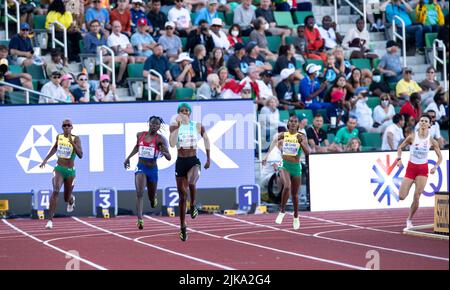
[54,165,76,179]
[279,160,302,177]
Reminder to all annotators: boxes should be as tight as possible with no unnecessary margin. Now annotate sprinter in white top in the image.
[396,114,442,229]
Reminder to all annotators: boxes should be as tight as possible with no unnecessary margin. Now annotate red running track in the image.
[0,208,448,270]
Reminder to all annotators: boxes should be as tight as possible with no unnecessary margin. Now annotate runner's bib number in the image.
[139,146,156,159]
[56,144,73,159]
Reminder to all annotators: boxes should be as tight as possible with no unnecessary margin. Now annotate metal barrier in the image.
[50,21,68,59]
[98,45,116,87]
[433,39,448,92]
[4,0,20,40]
[0,80,71,104]
[253,120,262,173]
[392,15,407,68]
[334,0,367,39]
[147,69,164,101]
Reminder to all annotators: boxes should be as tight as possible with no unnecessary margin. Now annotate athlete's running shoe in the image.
[406,219,413,229]
[67,195,75,213]
[190,205,198,219]
[45,220,53,229]
[180,226,188,242]
[137,219,144,230]
[275,212,285,224]
[150,197,158,208]
[293,217,300,230]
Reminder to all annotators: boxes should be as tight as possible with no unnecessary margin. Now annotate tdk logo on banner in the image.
[16,125,58,173]
[370,155,403,206]
[16,122,240,174]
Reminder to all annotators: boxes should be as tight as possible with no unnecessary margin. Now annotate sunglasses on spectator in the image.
[79,78,88,81]
[21,28,29,31]
[52,75,61,79]
[93,0,101,3]
[62,124,72,127]
[426,71,435,74]
[166,27,174,30]
[101,80,110,83]
[429,115,436,119]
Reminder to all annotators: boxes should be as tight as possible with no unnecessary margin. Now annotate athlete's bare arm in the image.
[124,132,142,169]
[199,123,210,169]
[430,138,443,174]
[158,135,172,161]
[262,133,282,166]
[39,136,58,168]
[396,134,414,168]
[68,134,83,159]
[298,133,310,156]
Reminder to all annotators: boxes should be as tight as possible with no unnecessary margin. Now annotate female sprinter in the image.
[169,103,211,242]
[397,114,442,229]
[40,119,83,229]
[262,115,310,230]
[124,116,171,230]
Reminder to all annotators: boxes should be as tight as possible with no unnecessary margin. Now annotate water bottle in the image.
[88,59,95,75]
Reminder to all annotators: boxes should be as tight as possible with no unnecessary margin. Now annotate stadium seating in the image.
[351,58,371,70]
[33,15,46,30]
[295,109,314,124]
[279,110,290,123]
[366,97,379,110]
[175,87,194,100]
[273,12,295,27]
[267,35,282,53]
[293,11,314,25]
[360,132,382,148]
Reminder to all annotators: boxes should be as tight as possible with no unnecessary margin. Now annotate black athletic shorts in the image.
[175,156,201,177]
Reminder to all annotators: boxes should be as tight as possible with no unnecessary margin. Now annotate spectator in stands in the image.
[158,21,183,62]
[94,74,118,102]
[373,92,396,133]
[369,69,399,105]
[108,21,136,86]
[240,65,264,102]
[0,56,33,101]
[332,115,360,150]
[8,23,34,66]
[168,0,193,37]
[45,49,72,78]
[324,53,343,83]
[275,0,312,11]
[131,18,157,62]
[396,67,423,102]
[276,68,304,110]
[306,114,341,153]
[377,40,403,84]
[45,0,83,62]
[85,0,111,33]
[425,91,448,130]
[342,17,378,64]
[437,13,449,51]
[385,0,426,55]
[40,71,71,103]
[147,0,168,40]
[256,70,275,101]
[300,63,335,116]
[65,0,86,31]
[345,68,363,100]
[249,17,277,61]
[304,15,327,63]
[130,0,149,33]
[381,113,405,150]
[242,41,273,73]
[71,72,95,103]
[259,96,280,149]
[415,0,445,32]
[292,25,307,62]
[332,46,352,77]
[196,73,221,99]
[217,66,230,87]
[171,52,196,89]
[400,92,422,121]
[233,0,256,36]
[228,24,244,48]
[327,74,347,123]
[143,44,181,99]
[191,44,208,86]
[207,48,225,74]
[419,66,444,106]
[367,0,385,32]
[273,44,302,80]
[6,0,36,28]
[110,0,132,37]
[350,87,379,132]
[318,15,343,51]
[256,0,291,37]
[210,18,231,51]
[227,43,247,80]
[194,0,219,25]
[421,109,447,148]
[185,20,215,55]
[346,137,362,152]
[82,19,114,75]
[60,74,75,103]
[297,0,313,11]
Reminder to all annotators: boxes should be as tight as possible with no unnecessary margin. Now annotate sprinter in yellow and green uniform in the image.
[39,119,83,229]
[262,114,310,230]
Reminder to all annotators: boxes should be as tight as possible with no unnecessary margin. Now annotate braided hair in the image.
[149,116,165,124]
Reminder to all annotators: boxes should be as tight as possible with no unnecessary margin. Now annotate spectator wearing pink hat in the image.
[95,74,118,102]
[131,18,157,62]
[61,74,75,103]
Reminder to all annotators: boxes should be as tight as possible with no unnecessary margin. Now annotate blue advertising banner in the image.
[0,100,256,193]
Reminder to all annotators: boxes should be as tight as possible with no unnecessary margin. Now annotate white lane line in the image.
[215,214,449,262]
[2,219,107,270]
[144,215,366,270]
[72,217,235,270]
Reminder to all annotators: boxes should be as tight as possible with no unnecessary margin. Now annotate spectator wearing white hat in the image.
[168,0,193,37]
[158,21,183,62]
[108,20,136,87]
[276,68,304,110]
[299,63,334,117]
[131,18,157,62]
[194,0,219,26]
[210,18,231,51]
[170,52,196,89]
